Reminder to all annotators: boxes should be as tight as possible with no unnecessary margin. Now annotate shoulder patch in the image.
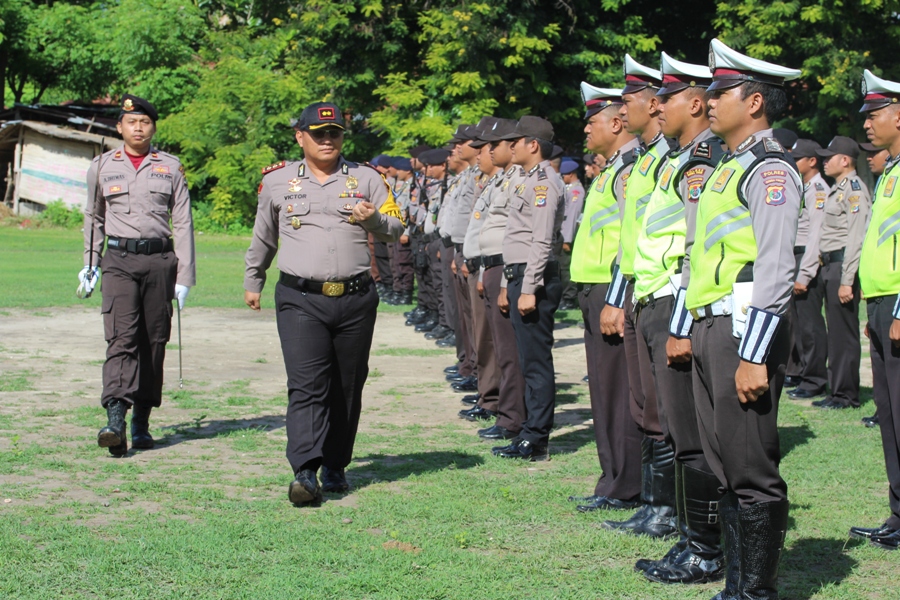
[766,184,786,206]
[815,182,824,191]
[763,137,784,154]
[850,179,861,191]
[537,168,548,181]
[262,161,286,175]
[693,142,711,160]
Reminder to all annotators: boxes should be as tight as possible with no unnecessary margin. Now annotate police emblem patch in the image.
[346,176,358,190]
[533,185,548,207]
[288,178,302,193]
[766,185,786,206]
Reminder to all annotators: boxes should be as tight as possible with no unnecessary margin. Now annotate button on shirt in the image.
[818,171,872,286]
[243,158,403,292]
[84,146,196,286]
[502,160,565,294]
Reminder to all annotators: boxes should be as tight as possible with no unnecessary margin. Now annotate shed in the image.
[0,121,118,215]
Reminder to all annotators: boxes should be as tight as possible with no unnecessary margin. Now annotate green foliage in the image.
[37,200,83,229]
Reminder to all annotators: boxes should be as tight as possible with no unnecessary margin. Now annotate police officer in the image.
[418,149,453,337]
[558,158,584,310]
[849,70,900,550]
[811,137,871,409]
[388,157,415,305]
[243,102,403,505]
[491,116,564,461]
[81,94,195,457]
[787,140,829,399]
[685,39,802,598]
[631,53,727,584]
[475,118,528,440]
[566,83,643,511]
[602,54,677,538]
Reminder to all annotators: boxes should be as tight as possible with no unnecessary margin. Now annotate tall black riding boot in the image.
[131,405,155,449]
[604,436,653,532]
[631,439,677,538]
[636,460,687,572]
[711,491,741,600]
[645,464,724,583]
[98,399,128,457]
[736,500,789,600]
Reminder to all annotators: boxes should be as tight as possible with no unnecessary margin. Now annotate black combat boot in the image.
[710,492,741,600]
[131,405,154,449]
[636,460,687,572]
[399,291,413,305]
[644,464,724,584]
[735,500,789,600]
[604,436,653,532]
[98,399,128,457]
[630,439,678,538]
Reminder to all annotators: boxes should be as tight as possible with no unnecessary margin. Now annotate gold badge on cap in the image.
[291,217,302,229]
[288,178,302,193]
[123,98,134,111]
[346,176,358,190]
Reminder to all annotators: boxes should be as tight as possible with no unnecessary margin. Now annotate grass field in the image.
[1,225,898,599]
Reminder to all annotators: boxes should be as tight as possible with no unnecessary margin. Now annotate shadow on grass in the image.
[553,337,585,349]
[779,424,815,458]
[153,415,286,448]
[346,451,484,491]
[780,537,857,600]
[548,423,596,455]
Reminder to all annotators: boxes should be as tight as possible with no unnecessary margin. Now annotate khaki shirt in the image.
[818,171,872,286]
[796,172,829,286]
[560,181,585,244]
[243,157,403,293]
[83,146,196,286]
[502,160,565,294]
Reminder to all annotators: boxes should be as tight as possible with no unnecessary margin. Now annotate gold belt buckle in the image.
[322,282,345,297]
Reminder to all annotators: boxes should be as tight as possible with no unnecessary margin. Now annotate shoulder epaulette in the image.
[537,168,547,181]
[851,179,861,191]
[687,137,726,167]
[261,161,286,175]
[762,137,784,154]
[815,182,825,191]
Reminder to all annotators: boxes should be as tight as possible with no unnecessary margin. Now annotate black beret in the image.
[119,94,158,122]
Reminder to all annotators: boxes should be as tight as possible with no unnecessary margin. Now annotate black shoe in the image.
[398,292,413,305]
[788,387,824,399]
[446,372,468,382]
[459,406,495,422]
[863,414,880,427]
[451,376,478,392]
[635,544,683,574]
[582,374,589,383]
[495,438,548,462]
[130,405,154,449]
[492,438,521,456]
[406,309,432,326]
[424,325,451,339]
[577,496,640,512]
[98,399,128,457]
[559,301,577,311]
[783,375,801,388]
[460,393,480,406]
[415,319,439,333]
[631,440,677,539]
[403,306,424,319]
[320,466,350,493]
[849,522,896,540]
[734,500,789,598]
[870,529,900,550]
[820,399,855,410]
[811,397,830,407]
[443,365,459,375]
[288,469,322,505]
[436,334,456,347]
[478,424,517,440]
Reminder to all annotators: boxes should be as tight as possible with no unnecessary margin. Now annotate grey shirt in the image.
[479,166,524,258]
[243,157,403,292]
[437,172,462,235]
[84,146,196,287]
[450,165,479,243]
[818,170,872,286]
[462,170,500,259]
[560,180,585,244]
[796,172,829,286]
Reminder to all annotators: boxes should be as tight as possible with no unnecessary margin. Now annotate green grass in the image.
[0,369,35,392]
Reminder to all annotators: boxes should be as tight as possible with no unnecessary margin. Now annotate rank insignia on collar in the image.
[288,178,302,193]
[346,176,359,190]
[815,182,824,191]
[298,164,306,177]
[151,152,159,159]
[341,163,349,175]
[537,168,547,181]
[262,161,286,175]
[291,216,302,229]
[736,136,756,155]
[114,151,122,159]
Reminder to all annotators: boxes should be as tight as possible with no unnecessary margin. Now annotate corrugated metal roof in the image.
[0,121,118,149]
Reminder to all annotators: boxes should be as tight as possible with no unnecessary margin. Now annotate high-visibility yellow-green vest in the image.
[860,159,900,297]
[571,149,636,284]
[619,135,673,276]
[634,138,723,299]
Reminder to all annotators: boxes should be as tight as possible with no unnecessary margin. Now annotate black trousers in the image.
[100,250,176,409]
[792,269,828,393]
[374,241,392,288]
[411,234,436,311]
[579,283,642,500]
[692,315,789,507]
[558,248,577,304]
[483,266,526,432]
[506,270,561,446]
[275,281,378,474]
[427,238,447,326]
[391,239,414,293]
[821,261,861,407]
[867,295,900,528]
[637,296,711,472]
[625,282,662,439]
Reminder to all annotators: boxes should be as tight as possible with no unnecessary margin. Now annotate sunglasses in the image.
[308,128,344,141]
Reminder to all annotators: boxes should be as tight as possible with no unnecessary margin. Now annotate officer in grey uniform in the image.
[812,136,871,409]
[558,158,585,310]
[786,140,829,398]
[415,149,452,335]
[243,102,403,505]
[491,116,565,461]
[82,94,196,457]
[389,157,415,305]
[685,40,802,599]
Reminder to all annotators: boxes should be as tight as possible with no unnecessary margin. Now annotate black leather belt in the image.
[466,256,482,271]
[441,236,454,248]
[107,237,172,255]
[503,261,560,281]
[820,248,845,266]
[482,254,504,269]
[279,271,371,297]
[454,243,464,252]
[794,245,806,256]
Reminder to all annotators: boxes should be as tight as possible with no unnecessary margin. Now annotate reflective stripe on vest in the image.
[571,155,630,284]
[685,151,760,309]
[620,137,670,276]
[860,161,900,297]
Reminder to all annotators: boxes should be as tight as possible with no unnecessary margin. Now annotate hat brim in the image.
[707,79,746,92]
[657,83,710,97]
[585,103,621,120]
[306,123,345,131]
[470,139,489,148]
[623,83,656,95]
[860,101,892,113]
[814,148,837,158]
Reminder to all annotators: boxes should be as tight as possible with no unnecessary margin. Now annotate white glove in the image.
[77,266,100,298]
[175,284,190,309]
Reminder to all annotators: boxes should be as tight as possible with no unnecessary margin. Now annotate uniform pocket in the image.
[104,181,130,214]
[101,295,116,341]
[148,177,173,213]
